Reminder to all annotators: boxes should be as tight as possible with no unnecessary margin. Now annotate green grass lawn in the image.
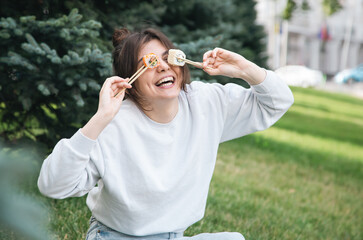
[186,87,363,239]
[7,87,363,239]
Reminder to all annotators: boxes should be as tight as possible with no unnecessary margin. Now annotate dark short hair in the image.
[112,28,190,110]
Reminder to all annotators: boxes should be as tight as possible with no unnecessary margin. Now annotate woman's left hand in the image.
[202,48,266,85]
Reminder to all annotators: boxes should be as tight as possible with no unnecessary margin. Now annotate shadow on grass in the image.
[292,102,363,120]
[293,102,331,113]
[275,111,363,146]
[226,134,363,183]
[291,87,363,107]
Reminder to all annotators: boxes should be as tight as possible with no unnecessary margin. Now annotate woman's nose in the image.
[157,58,170,72]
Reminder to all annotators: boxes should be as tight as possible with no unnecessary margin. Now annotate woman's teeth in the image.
[156,77,174,86]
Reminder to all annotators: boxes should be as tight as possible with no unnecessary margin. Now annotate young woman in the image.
[38,28,294,240]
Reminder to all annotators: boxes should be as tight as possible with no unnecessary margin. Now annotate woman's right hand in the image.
[97,76,132,120]
[81,77,132,140]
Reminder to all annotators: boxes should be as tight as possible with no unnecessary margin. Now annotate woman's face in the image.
[134,39,182,105]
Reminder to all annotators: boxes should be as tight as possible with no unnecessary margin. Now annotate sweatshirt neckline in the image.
[139,96,182,127]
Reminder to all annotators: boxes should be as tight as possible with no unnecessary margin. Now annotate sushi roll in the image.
[168,49,186,66]
[143,53,159,69]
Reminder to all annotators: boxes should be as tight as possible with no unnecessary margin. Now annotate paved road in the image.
[316,81,363,100]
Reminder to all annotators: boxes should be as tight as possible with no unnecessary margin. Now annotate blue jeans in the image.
[86,217,245,240]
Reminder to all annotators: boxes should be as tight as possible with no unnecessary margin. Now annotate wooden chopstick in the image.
[128,66,148,85]
[114,66,145,98]
[129,65,146,82]
[176,56,213,69]
[114,56,158,98]
[127,56,158,85]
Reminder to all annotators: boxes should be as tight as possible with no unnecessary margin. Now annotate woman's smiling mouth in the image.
[155,76,175,88]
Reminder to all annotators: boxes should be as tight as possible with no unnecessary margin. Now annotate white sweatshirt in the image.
[38,70,294,236]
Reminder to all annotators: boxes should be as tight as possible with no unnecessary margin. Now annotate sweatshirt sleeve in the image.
[219,70,294,142]
[37,129,103,199]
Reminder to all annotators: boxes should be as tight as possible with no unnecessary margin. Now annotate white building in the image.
[255,0,363,76]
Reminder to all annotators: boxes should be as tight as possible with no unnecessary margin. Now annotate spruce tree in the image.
[14,0,267,84]
[1,0,267,148]
[160,0,268,85]
[0,9,111,148]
